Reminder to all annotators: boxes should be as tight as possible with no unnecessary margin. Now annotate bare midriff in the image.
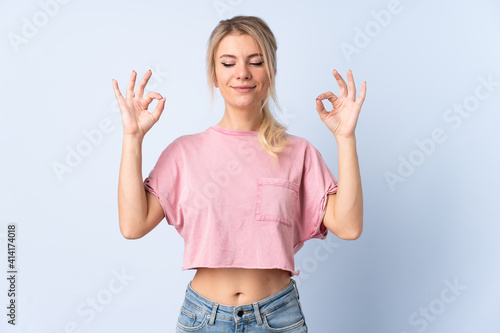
[190,267,292,306]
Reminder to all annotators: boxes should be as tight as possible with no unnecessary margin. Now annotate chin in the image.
[233,103,261,111]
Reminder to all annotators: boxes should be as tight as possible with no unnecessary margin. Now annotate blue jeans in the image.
[176,278,308,332]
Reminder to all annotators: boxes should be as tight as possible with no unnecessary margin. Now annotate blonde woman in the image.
[113,15,365,332]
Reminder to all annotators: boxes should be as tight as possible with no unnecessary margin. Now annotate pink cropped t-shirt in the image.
[143,125,338,276]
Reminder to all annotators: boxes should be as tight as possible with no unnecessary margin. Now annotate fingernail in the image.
[317,95,322,99]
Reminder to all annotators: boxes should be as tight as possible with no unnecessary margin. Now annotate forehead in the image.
[216,33,262,55]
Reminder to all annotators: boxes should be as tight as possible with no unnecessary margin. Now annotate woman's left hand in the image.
[315,69,367,140]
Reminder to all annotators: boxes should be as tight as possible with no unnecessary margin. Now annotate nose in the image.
[235,63,251,80]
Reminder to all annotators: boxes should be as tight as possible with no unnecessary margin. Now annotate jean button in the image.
[237,310,243,317]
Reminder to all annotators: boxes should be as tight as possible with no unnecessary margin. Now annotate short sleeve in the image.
[294,141,338,253]
[143,140,182,229]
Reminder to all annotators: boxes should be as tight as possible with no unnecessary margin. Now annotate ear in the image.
[213,75,219,88]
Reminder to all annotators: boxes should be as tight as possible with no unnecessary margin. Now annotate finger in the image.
[126,70,137,100]
[318,91,338,107]
[356,81,367,106]
[136,69,152,99]
[315,95,330,120]
[347,69,356,100]
[333,69,348,98]
[151,97,166,123]
[143,91,164,105]
[112,79,125,104]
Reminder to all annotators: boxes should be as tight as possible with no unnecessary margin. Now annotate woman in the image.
[113,15,365,332]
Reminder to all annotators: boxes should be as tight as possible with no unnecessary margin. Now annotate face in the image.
[213,33,270,114]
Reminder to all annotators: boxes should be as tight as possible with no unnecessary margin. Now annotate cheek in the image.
[216,72,231,86]
[257,71,270,87]
[214,67,226,85]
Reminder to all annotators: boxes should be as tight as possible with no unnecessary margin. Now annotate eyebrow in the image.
[219,53,263,59]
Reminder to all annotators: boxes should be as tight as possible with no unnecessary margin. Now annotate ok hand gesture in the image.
[112,70,166,138]
[315,69,366,140]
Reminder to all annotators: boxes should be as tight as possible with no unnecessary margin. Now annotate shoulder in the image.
[161,128,210,152]
[283,132,316,153]
[284,133,329,172]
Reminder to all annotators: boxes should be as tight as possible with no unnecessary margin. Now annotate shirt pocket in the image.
[255,178,300,227]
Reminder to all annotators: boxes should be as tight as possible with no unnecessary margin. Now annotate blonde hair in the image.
[206,15,289,164]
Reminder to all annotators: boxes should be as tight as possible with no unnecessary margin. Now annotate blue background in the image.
[1,0,499,332]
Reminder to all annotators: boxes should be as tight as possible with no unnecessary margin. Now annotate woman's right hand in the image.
[112,70,166,138]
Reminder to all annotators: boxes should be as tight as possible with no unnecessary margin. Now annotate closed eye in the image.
[221,62,264,67]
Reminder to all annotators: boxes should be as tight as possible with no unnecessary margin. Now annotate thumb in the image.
[150,97,166,123]
[316,98,328,121]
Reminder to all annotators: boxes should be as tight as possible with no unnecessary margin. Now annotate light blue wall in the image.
[1,0,498,332]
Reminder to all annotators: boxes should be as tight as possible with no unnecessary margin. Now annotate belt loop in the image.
[292,278,300,300]
[208,303,218,325]
[253,302,263,325]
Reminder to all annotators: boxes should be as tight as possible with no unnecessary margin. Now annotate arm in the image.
[112,70,166,239]
[323,136,363,240]
[118,134,164,239]
[316,69,366,240]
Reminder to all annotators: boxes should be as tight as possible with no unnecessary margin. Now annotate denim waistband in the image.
[183,278,300,325]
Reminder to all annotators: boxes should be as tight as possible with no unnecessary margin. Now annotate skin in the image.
[112,32,366,307]
[191,33,291,305]
[213,33,269,131]
[317,70,366,242]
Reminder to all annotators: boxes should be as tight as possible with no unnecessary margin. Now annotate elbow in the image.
[339,229,362,240]
[337,219,363,240]
[120,230,140,240]
[119,220,143,240]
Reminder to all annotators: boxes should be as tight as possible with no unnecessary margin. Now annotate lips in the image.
[232,86,255,93]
